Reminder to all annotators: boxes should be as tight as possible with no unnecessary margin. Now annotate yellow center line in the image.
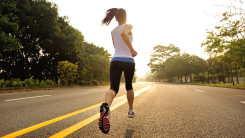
[49,84,152,138]
[1,84,152,138]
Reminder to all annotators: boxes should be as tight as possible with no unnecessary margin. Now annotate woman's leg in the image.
[106,61,122,106]
[126,90,134,110]
[99,61,122,134]
[123,62,135,110]
[105,90,116,107]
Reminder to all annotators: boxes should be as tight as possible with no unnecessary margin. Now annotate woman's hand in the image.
[131,49,138,57]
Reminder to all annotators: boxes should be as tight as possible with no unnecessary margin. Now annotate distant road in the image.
[0,82,245,138]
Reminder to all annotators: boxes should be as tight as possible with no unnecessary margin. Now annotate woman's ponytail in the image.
[101,8,118,26]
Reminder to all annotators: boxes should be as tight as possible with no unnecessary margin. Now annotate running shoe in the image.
[98,103,110,134]
[128,110,136,118]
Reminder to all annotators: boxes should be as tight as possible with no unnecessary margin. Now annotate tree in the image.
[0,0,112,86]
[57,61,78,85]
[148,44,180,82]
[0,1,23,52]
[0,0,60,80]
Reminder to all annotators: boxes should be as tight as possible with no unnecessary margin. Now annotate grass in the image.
[165,82,245,89]
[189,83,245,89]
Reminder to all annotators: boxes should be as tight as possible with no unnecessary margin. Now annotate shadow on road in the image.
[123,129,135,138]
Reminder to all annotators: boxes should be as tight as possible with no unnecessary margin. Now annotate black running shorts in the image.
[110,61,135,95]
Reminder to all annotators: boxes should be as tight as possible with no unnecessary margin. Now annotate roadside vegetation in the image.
[146,1,245,88]
[190,83,245,89]
[0,0,137,90]
[161,82,245,89]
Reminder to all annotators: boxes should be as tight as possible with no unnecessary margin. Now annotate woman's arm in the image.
[121,24,137,57]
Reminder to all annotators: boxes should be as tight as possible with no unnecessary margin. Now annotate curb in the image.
[0,84,111,95]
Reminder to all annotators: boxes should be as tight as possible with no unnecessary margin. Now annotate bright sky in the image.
[49,0,234,78]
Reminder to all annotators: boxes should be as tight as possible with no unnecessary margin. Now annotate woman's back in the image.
[111,24,133,59]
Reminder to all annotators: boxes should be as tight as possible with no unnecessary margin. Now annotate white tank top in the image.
[111,24,133,59]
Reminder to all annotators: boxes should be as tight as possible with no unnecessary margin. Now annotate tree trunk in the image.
[185,76,187,83]
[213,67,215,84]
[227,69,230,83]
[208,72,209,84]
[171,74,173,82]
[230,63,234,86]
[235,63,239,84]
[221,62,225,83]
[223,63,226,84]
[196,73,198,83]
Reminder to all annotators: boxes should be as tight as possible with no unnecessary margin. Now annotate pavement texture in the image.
[0,82,245,138]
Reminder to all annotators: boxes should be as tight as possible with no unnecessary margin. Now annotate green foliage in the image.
[45,79,51,86]
[205,75,217,81]
[24,79,35,87]
[50,80,56,86]
[11,78,23,87]
[196,76,205,83]
[148,46,206,82]
[148,44,180,74]
[78,80,89,85]
[35,79,40,86]
[4,80,11,88]
[193,76,197,82]
[40,80,47,87]
[77,42,111,84]
[99,81,109,85]
[58,61,78,85]
[58,82,62,86]
[0,0,111,86]
[0,1,23,52]
[0,79,5,87]
[201,5,245,85]
[0,78,63,88]
[92,80,99,85]
[238,70,244,77]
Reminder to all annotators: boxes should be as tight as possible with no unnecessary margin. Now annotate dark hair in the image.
[101,8,126,26]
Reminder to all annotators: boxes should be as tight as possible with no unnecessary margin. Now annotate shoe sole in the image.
[99,104,110,134]
[128,115,135,118]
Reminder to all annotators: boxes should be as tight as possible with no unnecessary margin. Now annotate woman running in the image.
[98,8,138,134]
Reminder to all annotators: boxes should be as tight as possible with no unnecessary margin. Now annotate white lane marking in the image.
[195,89,204,92]
[240,101,245,104]
[5,95,52,102]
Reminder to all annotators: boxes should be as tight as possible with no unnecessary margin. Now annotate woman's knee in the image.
[109,87,119,95]
[126,84,133,91]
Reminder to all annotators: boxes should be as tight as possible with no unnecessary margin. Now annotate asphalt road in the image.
[0,82,245,138]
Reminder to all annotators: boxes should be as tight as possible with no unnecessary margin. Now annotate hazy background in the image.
[49,0,231,78]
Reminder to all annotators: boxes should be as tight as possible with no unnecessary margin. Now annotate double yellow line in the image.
[2,84,152,138]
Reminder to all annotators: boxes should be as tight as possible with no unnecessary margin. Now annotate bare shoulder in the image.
[125,24,133,29]
[122,24,133,34]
